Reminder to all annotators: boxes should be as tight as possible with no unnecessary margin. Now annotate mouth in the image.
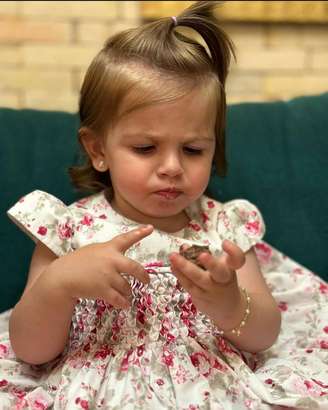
[155,188,182,200]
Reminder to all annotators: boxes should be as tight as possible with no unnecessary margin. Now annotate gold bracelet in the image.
[214,287,251,337]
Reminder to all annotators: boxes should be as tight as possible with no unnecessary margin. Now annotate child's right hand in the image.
[45,225,153,309]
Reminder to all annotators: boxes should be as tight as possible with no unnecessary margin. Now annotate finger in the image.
[104,287,130,310]
[198,252,235,285]
[173,270,194,293]
[111,225,153,253]
[170,253,209,291]
[170,256,196,291]
[221,240,245,271]
[107,273,132,297]
[116,256,150,285]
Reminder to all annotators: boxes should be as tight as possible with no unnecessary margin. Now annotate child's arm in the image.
[9,241,76,365]
[9,225,153,365]
[170,240,281,353]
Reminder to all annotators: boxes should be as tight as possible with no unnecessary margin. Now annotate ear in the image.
[79,127,108,172]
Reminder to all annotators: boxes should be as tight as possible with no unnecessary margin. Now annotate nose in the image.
[157,151,183,178]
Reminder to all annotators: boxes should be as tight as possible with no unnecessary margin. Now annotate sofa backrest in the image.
[1,92,328,312]
[208,92,328,279]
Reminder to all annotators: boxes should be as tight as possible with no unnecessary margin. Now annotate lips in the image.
[155,188,182,200]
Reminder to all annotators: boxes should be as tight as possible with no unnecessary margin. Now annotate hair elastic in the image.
[171,16,177,26]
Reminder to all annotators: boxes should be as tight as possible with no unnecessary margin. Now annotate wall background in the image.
[1,1,328,112]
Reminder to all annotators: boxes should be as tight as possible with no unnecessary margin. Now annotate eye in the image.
[132,145,155,154]
[183,146,203,155]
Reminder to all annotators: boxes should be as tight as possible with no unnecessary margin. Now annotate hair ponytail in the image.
[174,1,235,86]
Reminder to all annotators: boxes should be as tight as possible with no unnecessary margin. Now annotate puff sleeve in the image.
[217,199,265,253]
[7,190,75,257]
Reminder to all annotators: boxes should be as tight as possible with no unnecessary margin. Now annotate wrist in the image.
[41,259,76,305]
[212,287,251,337]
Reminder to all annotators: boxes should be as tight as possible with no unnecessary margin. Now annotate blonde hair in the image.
[69,1,235,192]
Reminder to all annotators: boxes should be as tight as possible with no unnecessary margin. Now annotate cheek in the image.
[188,160,212,186]
[111,161,146,188]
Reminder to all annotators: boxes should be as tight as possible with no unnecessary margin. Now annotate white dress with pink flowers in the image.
[0,190,327,410]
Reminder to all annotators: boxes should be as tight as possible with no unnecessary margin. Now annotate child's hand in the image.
[46,225,153,309]
[169,240,246,326]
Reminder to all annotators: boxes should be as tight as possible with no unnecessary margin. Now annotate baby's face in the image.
[103,86,217,232]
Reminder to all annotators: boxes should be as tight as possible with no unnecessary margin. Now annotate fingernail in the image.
[141,224,153,230]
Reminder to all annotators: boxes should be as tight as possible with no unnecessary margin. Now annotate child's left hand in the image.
[169,240,246,327]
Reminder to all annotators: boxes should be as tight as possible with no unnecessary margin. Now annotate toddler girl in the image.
[1,2,327,409]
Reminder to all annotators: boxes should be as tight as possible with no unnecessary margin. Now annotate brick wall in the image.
[1,1,327,112]
[0,1,140,112]
[225,22,328,103]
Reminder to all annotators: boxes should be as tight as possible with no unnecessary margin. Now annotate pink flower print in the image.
[278,301,288,311]
[212,358,227,372]
[254,242,272,264]
[57,221,74,240]
[319,282,328,294]
[75,398,89,409]
[312,378,328,389]
[12,387,26,400]
[216,336,234,354]
[166,332,176,342]
[188,222,201,232]
[320,340,328,349]
[94,344,112,360]
[145,260,164,274]
[156,378,164,386]
[293,378,323,398]
[175,364,188,384]
[121,349,133,371]
[218,211,230,229]
[31,398,49,410]
[0,379,8,388]
[99,214,107,219]
[0,344,8,358]
[37,226,47,236]
[265,378,275,386]
[137,344,145,357]
[303,380,323,397]
[81,214,94,226]
[162,349,174,367]
[190,351,211,377]
[207,200,215,209]
[145,261,163,268]
[96,299,109,317]
[136,310,146,325]
[201,212,209,224]
[323,326,328,334]
[245,220,260,235]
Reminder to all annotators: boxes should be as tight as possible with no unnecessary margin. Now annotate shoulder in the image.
[7,190,108,256]
[218,198,265,252]
[198,195,265,253]
[68,190,110,219]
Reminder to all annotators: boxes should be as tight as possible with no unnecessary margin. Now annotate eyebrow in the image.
[122,133,215,142]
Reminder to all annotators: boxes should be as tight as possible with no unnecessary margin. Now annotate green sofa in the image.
[1,92,328,313]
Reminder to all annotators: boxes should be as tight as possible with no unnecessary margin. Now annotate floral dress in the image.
[0,190,327,410]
